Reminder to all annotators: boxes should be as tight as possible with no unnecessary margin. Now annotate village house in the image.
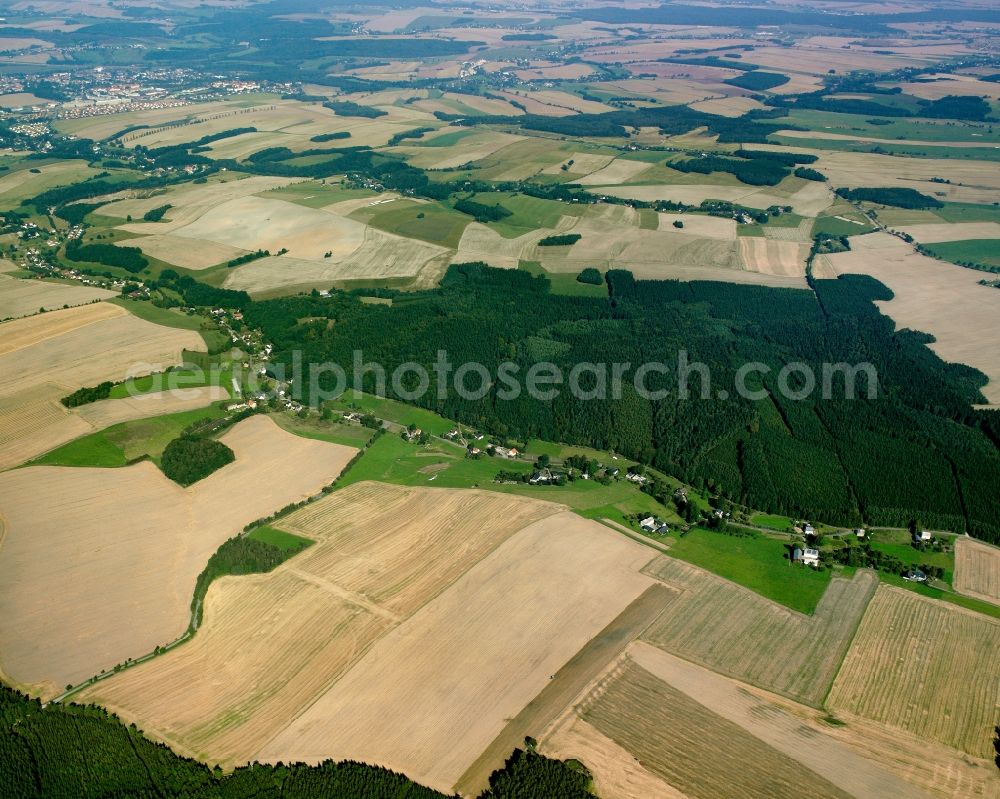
[801,548,820,567]
[914,529,933,543]
[529,468,555,485]
[855,528,867,539]
[639,516,670,535]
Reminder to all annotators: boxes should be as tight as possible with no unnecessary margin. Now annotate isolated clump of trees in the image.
[160,435,234,486]
[61,381,112,407]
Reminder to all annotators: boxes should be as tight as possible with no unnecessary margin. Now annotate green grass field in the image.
[667,528,832,613]
[107,362,233,399]
[476,191,579,238]
[417,129,478,148]
[778,109,1000,145]
[257,181,377,209]
[518,261,608,297]
[272,411,376,448]
[812,214,875,238]
[328,393,457,437]
[361,200,470,248]
[923,239,1000,268]
[247,525,313,551]
[32,404,228,468]
[750,513,795,532]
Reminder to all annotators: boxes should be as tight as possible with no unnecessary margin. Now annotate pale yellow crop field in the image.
[738,236,808,277]
[580,657,855,799]
[0,415,356,698]
[452,222,564,269]
[540,152,615,176]
[124,234,249,270]
[259,510,655,793]
[0,303,206,469]
[658,212,736,239]
[689,95,766,117]
[395,130,526,169]
[168,195,367,262]
[825,233,1000,405]
[641,558,877,706]
[815,152,1000,205]
[106,176,296,233]
[575,158,653,186]
[898,222,1000,243]
[598,180,833,216]
[74,386,229,428]
[827,585,1000,759]
[84,483,651,785]
[224,229,450,295]
[0,272,114,320]
[953,537,1000,607]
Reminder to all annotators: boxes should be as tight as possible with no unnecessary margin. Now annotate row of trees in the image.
[0,684,593,798]
[236,264,1000,542]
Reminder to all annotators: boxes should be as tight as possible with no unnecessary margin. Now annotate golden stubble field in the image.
[80,481,658,793]
[953,537,1000,605]
[0,415,357,698]
[106,178,450,289]
[641,557,877,706]
[827,585,1000,759]
[545,639,992,799]
[825,233,1000,405]
[0,303,207,469]
[0,261,115,320]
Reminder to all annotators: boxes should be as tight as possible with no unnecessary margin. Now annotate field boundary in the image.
[453,581,676,796]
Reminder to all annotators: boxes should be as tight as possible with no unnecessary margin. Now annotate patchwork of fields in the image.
[0,303,207,470]
[827,586,1000,759]
[0,416,356,697]
[80,482,656,793]
[3,8,1000,796]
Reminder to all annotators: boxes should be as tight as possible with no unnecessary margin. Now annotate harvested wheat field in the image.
[826,233,1000,404]
[575,158,653,186]
[953,537,1000,606]
[658,212,736,239]
[259,510,655,793]
[0,384,226,474]
[126,234,249,270]
[452,222,565,269]
[166,196,367,262]
[0,303,205,469]
[541,151,615,176]
[541,714,686,799]
[0,268,114,320]
[0,415,356,698]
[398,131,525,169]
[641,558,877,706]
[814,152,1000,205]
[575,642,946,799]
[579,657,855,799]
[738,236,808,277]
[74,386,229,428]
[224,229,449,294]
[106,176,297,235]
[898,222,1000,244]
[80,483,564,766]
[827,585,1000,759]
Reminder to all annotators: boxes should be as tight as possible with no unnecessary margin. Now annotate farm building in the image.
[914,530,933,543]
[793,547,820,567]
